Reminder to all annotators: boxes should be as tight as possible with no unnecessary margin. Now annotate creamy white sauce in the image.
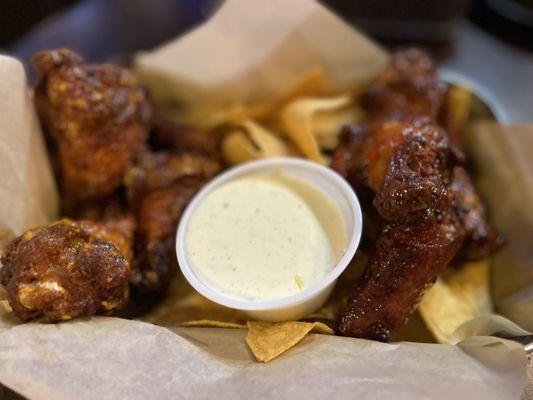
[186,173,347,301]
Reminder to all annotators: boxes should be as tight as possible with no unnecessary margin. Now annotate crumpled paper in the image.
[0,0,531,399]
[466,122,533,332]
[134,0,388,109]
[0,307,527,400]
[0,55,59,247]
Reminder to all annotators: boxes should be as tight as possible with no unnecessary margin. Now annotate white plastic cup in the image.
[176,157,363,322]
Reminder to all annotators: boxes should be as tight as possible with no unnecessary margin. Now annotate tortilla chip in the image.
[313,105,364,150]
[221,120,293,165]
[449,85,473,132]
[244,67,331,124]
[419,260,492,344]
[280,95,353,163]
[139,277,247,326]
[246,321,334,363]
[180,320,246,329]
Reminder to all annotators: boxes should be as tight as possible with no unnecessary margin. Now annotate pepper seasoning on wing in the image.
[32,49,152,215]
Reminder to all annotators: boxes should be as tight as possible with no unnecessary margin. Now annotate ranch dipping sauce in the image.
[186,173,347,301]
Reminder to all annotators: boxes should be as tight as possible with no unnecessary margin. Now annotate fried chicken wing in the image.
[337,208,463,340]
[125,147,220,209]
[132,178,204,293]
[335,119,463,339]
[450,166,505,261]
[0,219,132,322]
[363,118,455,224]
[334,49,503,340]
[150,115,223,162]
[32,49,152,214]
[362,48,452,134]
[360,48,502,259]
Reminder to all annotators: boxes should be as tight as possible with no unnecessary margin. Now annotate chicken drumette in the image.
[362,47,455,140]
[32,49,223,297]
[33,49,152,215]
[132,177,205,293]
[334,118,464,340]
[125,147,220,294]
[332,49,502,340]
[0,219,133,322]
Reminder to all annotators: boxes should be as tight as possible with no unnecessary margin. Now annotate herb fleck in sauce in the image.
[186,173,347,300]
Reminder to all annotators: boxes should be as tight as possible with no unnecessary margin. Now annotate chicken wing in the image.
[123,147,218,294]
[333,49,502,340]
[132,178,205,293]
[150,115,223,162]
[338,208,463,340]
[363,118,455,224]
[125,146,220,209]
[32,49,152,215]
[360,48,502,261]
[0,219,132,322]
[450,166,505,261]
[362,47,453,136]
[335,119,463,340]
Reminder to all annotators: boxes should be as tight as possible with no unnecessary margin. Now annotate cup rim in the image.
[176,157,363,311]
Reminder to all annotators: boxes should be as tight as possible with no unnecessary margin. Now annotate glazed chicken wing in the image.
[334,119,463,340]
[333,49,502,340]
[338,208,463,340]
[132,178,205,293]
[450,166,505,261]
[362,118,455,224]
[362,48,452,135]
[0,219,133,322]
[122,147,219,294]
[150,115,223,162]
[125,147,220,209]
[32,49,152,215]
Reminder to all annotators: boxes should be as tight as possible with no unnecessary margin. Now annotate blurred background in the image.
[0,0,531,117]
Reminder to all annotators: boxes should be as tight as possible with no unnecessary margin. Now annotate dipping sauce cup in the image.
[176,158,363,321]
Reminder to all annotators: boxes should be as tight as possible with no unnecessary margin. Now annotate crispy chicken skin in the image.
[150,115,223,162]
[132,178,204,293]
[450,167,505,261]
[124,148,218,294]
[363,118,455,224]
[32,49,152,215]
[362,48,451,132]
[125,146,220,209]
[335,119,463,340]
[0,219,132,322]
[332,49,502,340]
[338,208,463,340]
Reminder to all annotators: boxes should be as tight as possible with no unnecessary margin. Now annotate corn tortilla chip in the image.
[139,277,247,326]
[419,260,492,344]
[313,105,364,150]
[280,95,353,163]
[448,85,473,132]
[180,320,246,329]
[246,321,334,363]
[221,120,293,165]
